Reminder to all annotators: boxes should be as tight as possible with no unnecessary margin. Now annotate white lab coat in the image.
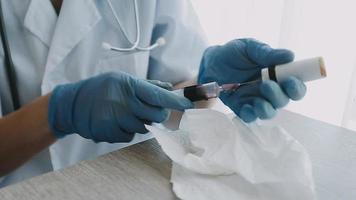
[0,0,207,187]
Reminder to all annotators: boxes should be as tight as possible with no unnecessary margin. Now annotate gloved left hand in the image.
[198,38,306,122]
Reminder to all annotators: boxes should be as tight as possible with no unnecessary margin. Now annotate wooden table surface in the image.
[0,139,176,200]
[1,110,356,200]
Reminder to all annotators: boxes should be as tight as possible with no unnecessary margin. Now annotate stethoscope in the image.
[0,0,165,111]
[102,0,166,52]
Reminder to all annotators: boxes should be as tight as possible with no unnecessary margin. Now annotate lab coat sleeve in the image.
[0,36,4,116]
[147,0,209,85]
[0,40,4,184]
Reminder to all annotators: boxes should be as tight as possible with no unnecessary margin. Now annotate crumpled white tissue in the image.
[146,109,316,200]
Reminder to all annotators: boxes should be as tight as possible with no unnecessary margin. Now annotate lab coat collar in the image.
[24,0,58,46]
[45,0,101,73]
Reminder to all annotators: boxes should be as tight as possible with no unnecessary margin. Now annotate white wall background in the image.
[192,0,356,128]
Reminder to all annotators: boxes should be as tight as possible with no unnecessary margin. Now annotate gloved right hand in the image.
[198,38,306,122]
[48,72,193,143]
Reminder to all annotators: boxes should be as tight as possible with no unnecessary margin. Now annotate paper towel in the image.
[146,109,316,200]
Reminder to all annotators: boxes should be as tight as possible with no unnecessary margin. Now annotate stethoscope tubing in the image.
[105,0,165,52]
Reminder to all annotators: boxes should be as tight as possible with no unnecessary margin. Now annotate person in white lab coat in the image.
[0,0,307,188]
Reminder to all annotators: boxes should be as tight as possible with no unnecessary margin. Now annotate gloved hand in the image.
[48,72,193,143]
[198,38,306,122]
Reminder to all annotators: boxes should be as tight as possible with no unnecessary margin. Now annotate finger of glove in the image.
[260,80,289,108]
[280,76,307,101]
[109,127,135,143]
[243,39,294,67]
[252,97,277,119]
[129,98,170,123]
[117,113,148,134]
[219,82,260,116]
[91,119,134,143]
[222,93,275,120]
[146,80,173,91]
[220,91,257,123]
[238,104,257,123]
[135,80,193,111]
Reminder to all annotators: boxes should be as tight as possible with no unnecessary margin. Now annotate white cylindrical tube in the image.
[261,57,327,83]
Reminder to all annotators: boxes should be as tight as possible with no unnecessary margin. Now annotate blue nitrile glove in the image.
[48,72,193,143]
[198,38,306,122]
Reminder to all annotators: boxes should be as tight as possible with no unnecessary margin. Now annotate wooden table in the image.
[1,110,356,200]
